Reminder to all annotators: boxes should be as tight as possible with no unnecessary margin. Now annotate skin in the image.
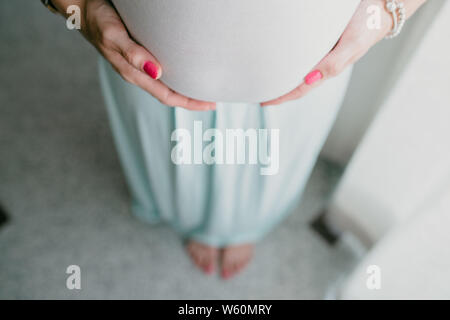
[51,0,216,111]
[51,0,428,279]
[261,0,428,106]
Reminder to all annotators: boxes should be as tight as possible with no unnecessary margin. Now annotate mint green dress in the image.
[99,58,352,247]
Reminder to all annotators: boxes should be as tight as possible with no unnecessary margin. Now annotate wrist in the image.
[372,0,396,35]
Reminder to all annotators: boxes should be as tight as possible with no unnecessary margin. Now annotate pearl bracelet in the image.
[385,0,406,39]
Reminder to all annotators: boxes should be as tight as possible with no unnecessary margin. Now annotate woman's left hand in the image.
[261,0,423,107]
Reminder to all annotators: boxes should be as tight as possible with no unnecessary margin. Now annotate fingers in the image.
[261,39,355,107]
[95,21,215,111]
[116,36,162,80]
[120,42,216,110]
[260,83,314,106]
[113,41,215,110]
[149,80,217,111]
[313,42,354,81]
[107,50,215,111]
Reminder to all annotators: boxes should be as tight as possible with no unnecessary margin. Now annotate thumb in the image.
[304,40,354,86]
[118,37,163,80]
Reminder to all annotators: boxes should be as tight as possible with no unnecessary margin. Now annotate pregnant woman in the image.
[46,0,427,279]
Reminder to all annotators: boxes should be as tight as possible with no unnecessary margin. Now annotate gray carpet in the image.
[0,1,357,299]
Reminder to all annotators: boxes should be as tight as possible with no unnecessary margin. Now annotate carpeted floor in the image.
[0,0,358,299]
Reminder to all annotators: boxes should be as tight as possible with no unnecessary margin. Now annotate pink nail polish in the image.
[305,70,323,85]
[143,61,159,79]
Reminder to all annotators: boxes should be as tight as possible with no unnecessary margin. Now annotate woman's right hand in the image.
[53,0,216,111]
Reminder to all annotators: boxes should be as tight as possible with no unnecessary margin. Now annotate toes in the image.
[220,257,234,279]
[234,259,247,275]
[221,265,234,279]
[203,263,215,274]
[221,244,254,280]
[231,261,241,277]
[186,241,218,275]
[229,258,247,278]
[188,249,204,269]
[199,254,215,274]
[222,261,241,279]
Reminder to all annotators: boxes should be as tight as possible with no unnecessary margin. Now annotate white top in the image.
[112,0,360,102]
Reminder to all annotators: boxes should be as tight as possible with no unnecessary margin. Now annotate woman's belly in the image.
[112,0,360,103]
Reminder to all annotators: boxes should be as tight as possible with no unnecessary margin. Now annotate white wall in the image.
[322,0,446,165]
[326,0,450,245]
[339,181,450,299]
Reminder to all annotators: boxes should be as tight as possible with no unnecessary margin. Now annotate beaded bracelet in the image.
[385,0,407,39]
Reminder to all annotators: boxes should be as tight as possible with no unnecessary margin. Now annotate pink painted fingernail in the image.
[143,61,159,79]
[304,70,323,85]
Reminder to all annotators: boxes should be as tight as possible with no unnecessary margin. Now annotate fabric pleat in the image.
[98,58,352,247]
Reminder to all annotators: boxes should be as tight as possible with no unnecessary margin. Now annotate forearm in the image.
[49,0,86,18]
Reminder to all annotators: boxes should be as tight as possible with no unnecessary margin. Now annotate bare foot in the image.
[220,244,254,279]
[186,240,219,275]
